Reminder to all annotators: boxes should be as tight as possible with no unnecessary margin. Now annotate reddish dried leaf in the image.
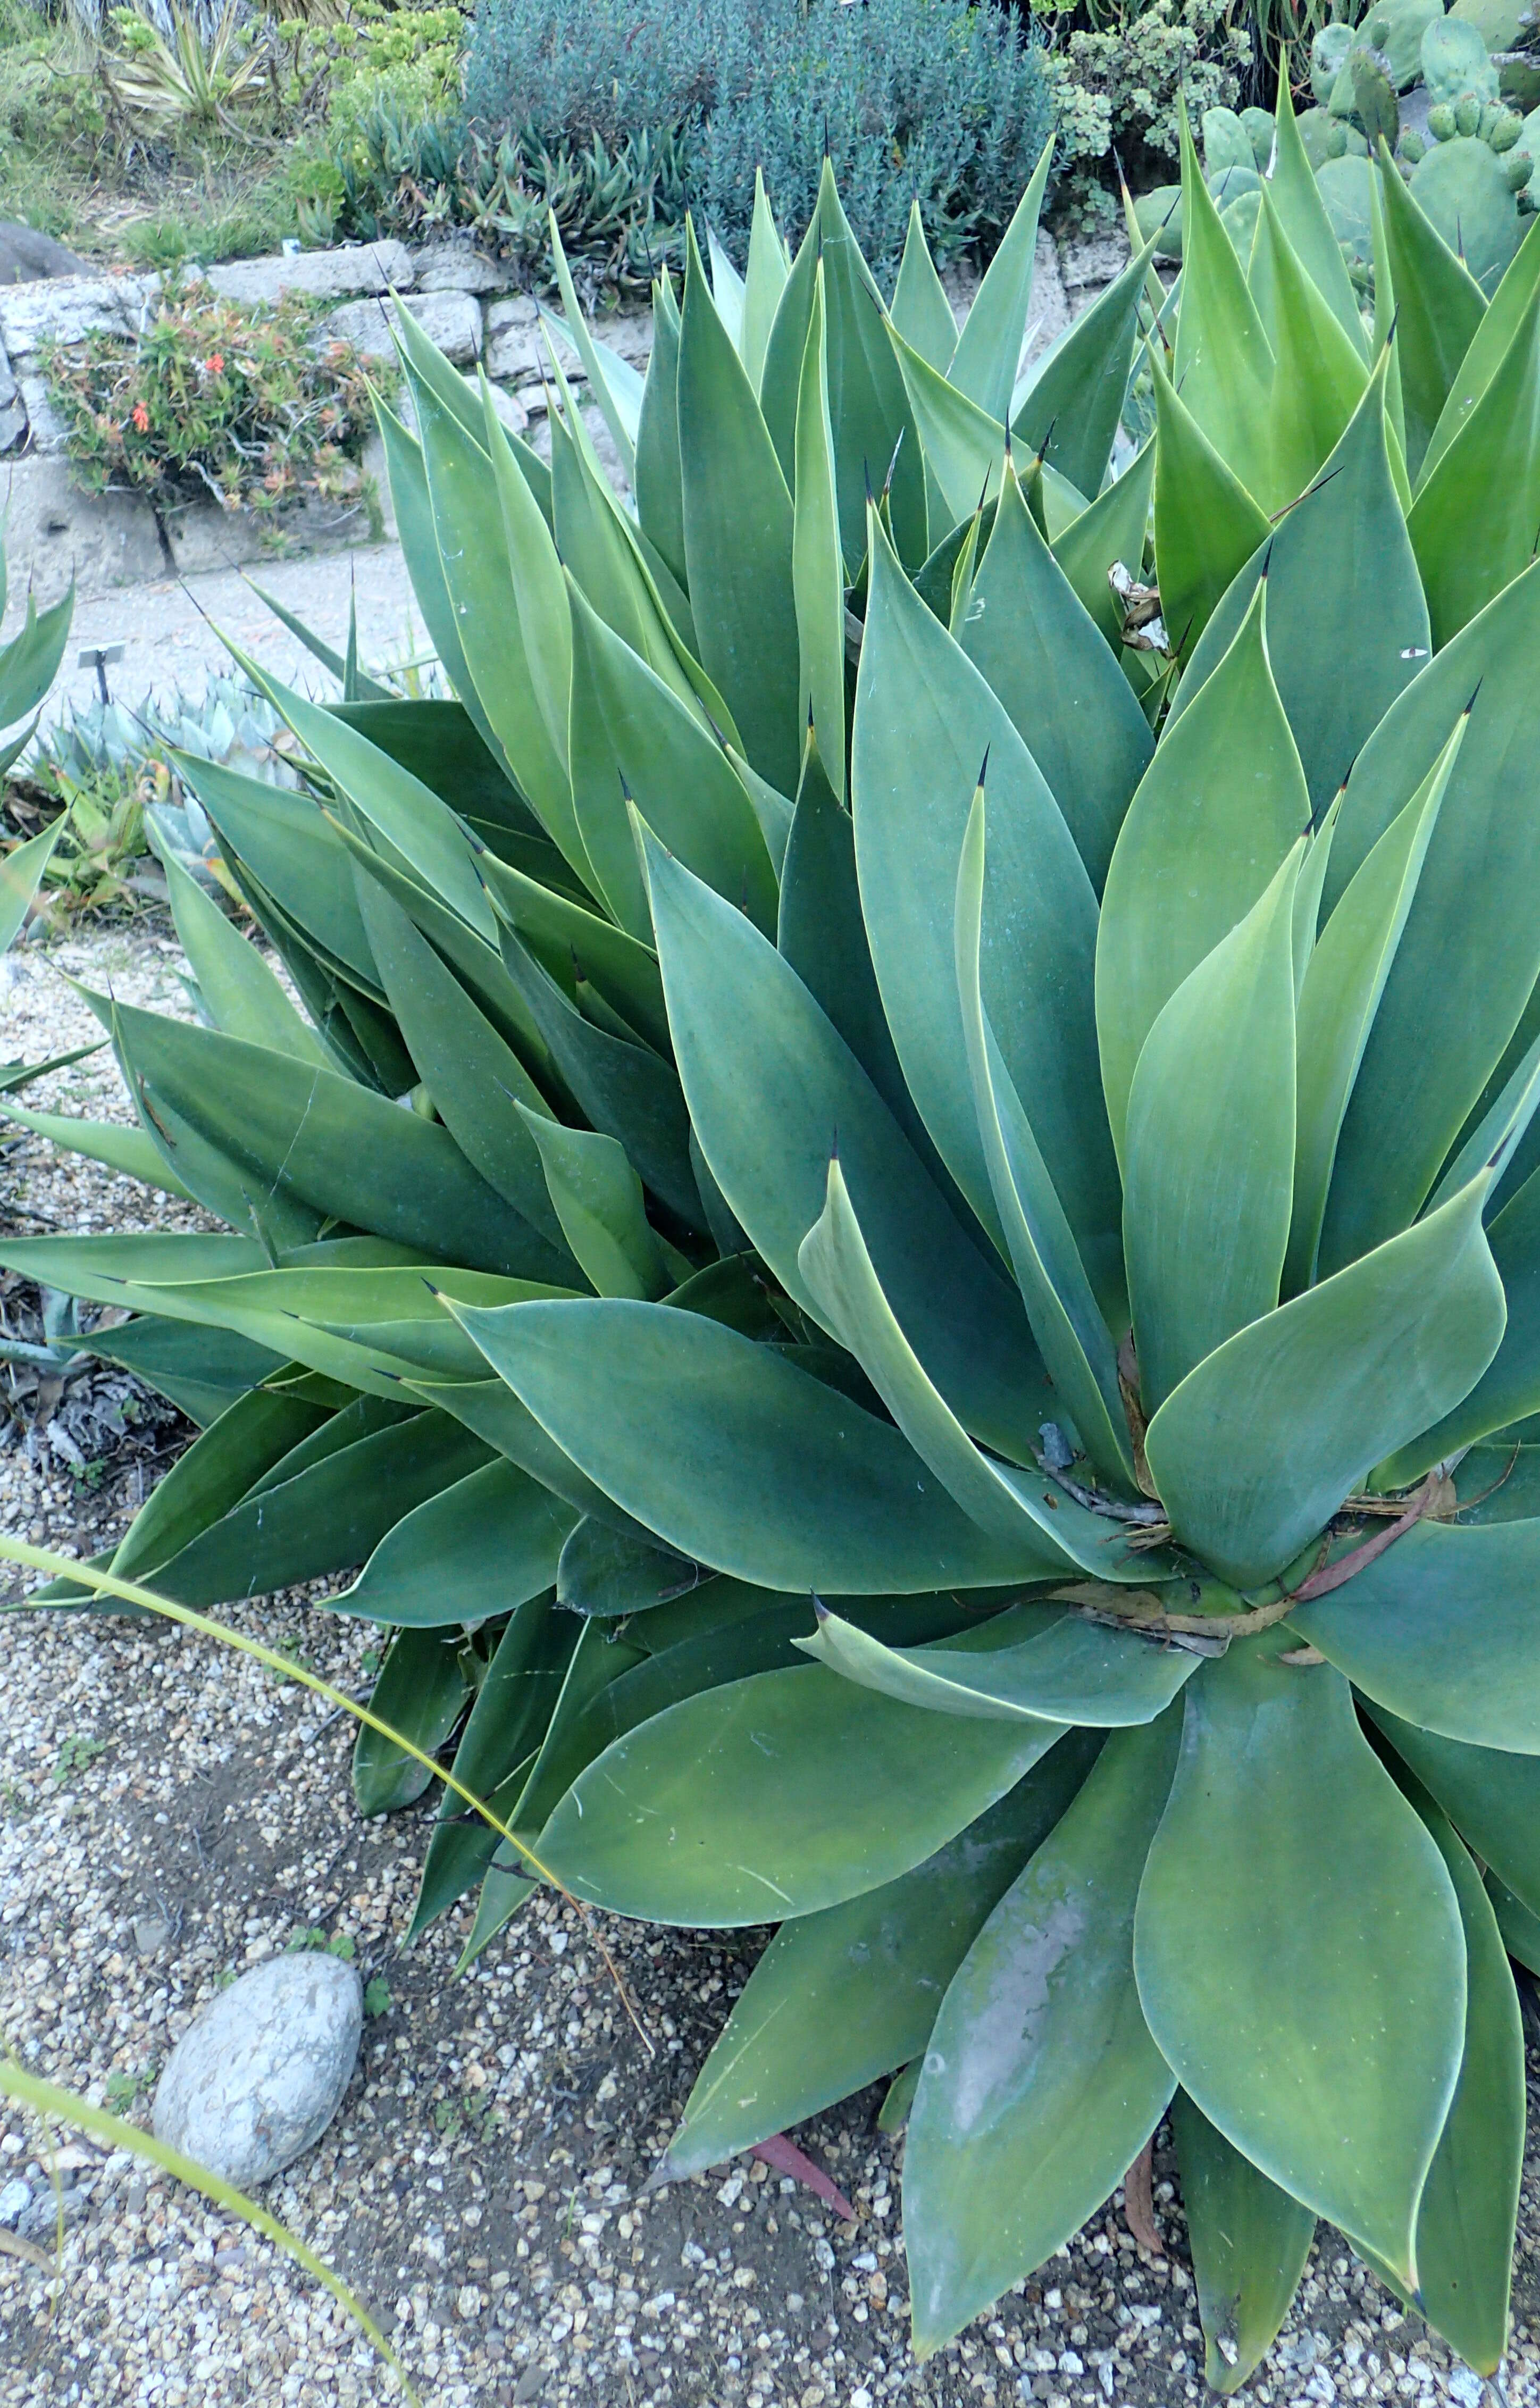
[751,2133,857,2222]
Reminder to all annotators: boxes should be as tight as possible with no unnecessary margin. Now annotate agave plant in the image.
[7,114,1540,2394]
[0,534,73,964]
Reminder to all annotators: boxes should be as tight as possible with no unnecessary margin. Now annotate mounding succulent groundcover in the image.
[7,81,1540,2393]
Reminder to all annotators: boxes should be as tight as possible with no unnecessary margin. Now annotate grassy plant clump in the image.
[9,87,1540,2407]
[41,279,382,523]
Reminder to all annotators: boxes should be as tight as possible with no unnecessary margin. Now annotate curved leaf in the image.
[1143,1174,1505,1587]
[1172,2092,1316,2396]
[1134,1634,1466,2286]
[456,1297,1068,1593]
[801,1600,1198,1727]
[906,1712,1181,2355]
[537,1660,1070,1925]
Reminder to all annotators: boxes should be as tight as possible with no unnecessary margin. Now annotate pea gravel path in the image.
[2,925,1539,2408]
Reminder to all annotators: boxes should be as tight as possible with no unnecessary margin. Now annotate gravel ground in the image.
[2,925,1539,2408]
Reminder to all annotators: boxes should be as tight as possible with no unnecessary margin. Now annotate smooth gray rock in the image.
[153,1952,362,2188]
[0,223,87,287]
[0,2178,29,2227]
[323,286,482,366]
[17,373,69,456]
[411,240,508,294]
[1,455,164,606]
[0,273,155,367]
[206,239,414,310]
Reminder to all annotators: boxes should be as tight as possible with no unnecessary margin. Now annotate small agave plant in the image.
[8,104,1540,2393]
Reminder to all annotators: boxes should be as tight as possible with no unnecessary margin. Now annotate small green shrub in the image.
[463,0,1053,283]
[42,279,382,523]
[1042,0,1251,186]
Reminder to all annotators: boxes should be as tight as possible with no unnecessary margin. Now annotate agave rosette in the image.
[8,101,1540,2388]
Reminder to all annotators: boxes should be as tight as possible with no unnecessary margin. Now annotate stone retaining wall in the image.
[0,226,1125,606]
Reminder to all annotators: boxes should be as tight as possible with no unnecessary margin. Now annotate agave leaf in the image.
[633,281,687,587]
[739,170,789,396]
[955,791,1134,1478]
[1290,1515,1540,1751]
[105,1385,327,1583]
[543,219,638,480]
[374,398,501,768]
[1420,215,1540,487]
[889,321,1007,532]
[156,843,321,1066]
[801,1599,1198,1727]
[0,1100,196,1202]
[534,1649,1073,1925]
[1166,352,1428,820]
[947,138,1053,427]
[555,1516,700,1616]
[0,821,63,954]
[777,731,947,1178]
[1171,106,1276,507]
[1143,1173,1505,1587]
[1374,145,1486,485]
[475,846,666,1055]
[1253,191,1370,507]
[1125,847,1301,1411]
[146,1407,490,1610]
[454,1295,1068,1593]
[663,1735,1102,2178]
[324,814,555,1083]
[1264,68,1371,361]
[906,1712,1181,2355]
[351,878,570,1257]
[1012,226,1165,504]
[1050,435,1156,654]
[411,1593,573,1933]
[175,755,378,991]
[327,698,540,852]
[74,1313,282,1427]
[1148,350,1273,659]
[1172,2092,1316,2396]
[231,649,497,944]
[1318,567,1540,1269]
[1385,1169,1540,1477]
[495,928,700,1230]
[641,825,1058,1461]
[1353,1778,1525,2373]
[854,512,1112,1281]
[1372,1708,1540,1916]
[958,455,1152,896]
[1408,278,1540,648]
[1485,1866,1540,1971]
[338,1458,575,1628]
[1286,716,1463,1294]
[504,1614,651,1843]
[815,163,928,572]
[399,370,585,885]
[757,199,823,484]
[1097,581,1309,1165]
[1368,170,1410,475]
[110,997,556,1278]
[891,199,959,372]
[0,586,71,736]
[515,1108,671,1301]
[798,1160,1149,1577]
[566,577,778,937]
[354,1625,472,1816]
[704,221,745,348]
[793,267,848,795]
[546,377,702,721]
[480,376,572,783]
[677,221,801,795]
[1134,1634,1466,2288]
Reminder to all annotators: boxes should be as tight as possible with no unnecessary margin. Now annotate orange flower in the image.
[205,353,225,374]
[130,401,149,432]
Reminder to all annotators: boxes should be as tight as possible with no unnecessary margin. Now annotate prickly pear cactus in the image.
[1410,130,1524,287]
[1358,0,1443,88]
[1421,12,1501,103]
[1312,22,1353,104]
[1349,46,1402,145]
[1240,105,1277,167]
[1201,106,1256,179]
